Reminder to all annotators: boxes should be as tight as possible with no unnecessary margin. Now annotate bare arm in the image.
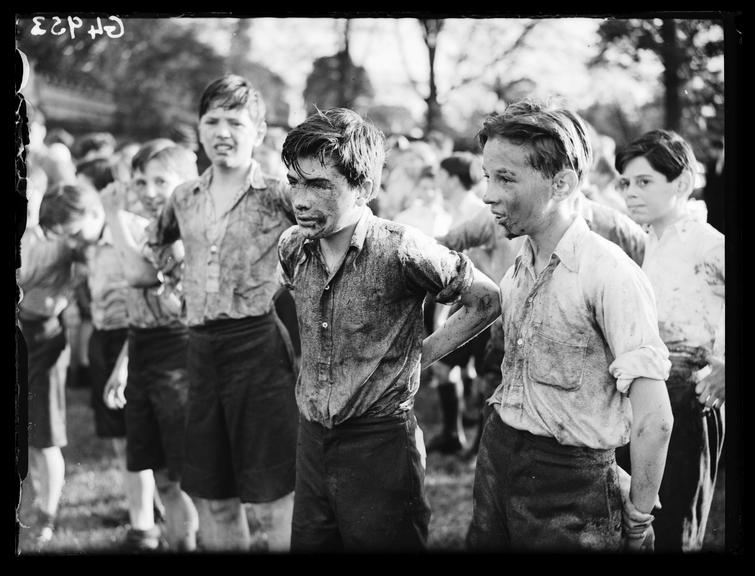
[421,268,500,371]
[100,182,159,287]
[626,377,673,534]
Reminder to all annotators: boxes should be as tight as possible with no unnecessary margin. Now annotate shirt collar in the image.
[513,215,589,275]
[193,159,267,195]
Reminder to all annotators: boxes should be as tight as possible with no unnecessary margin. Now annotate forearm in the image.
[422,276,500,370]
[628,377,674,513]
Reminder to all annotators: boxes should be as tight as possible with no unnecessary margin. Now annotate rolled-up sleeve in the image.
[399,229,475,305]
[590,254,670,393]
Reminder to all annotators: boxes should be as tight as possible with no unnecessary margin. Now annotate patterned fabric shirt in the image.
[17,225,76,319]
[278,206,475,428]
[490,215,670,449]
[642,212,725,364]
[150,161,295,326]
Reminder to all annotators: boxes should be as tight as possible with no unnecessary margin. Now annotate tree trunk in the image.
[421,19,444,134]
[661,19,682,131]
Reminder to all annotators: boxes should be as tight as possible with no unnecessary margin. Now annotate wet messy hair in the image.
[199,74,266,126]
[439,152,482,190]
[131,138,198,180]
[477,98,592,184]
[281,107,386,200]
[614,129,697,183]
[38,183,100,233]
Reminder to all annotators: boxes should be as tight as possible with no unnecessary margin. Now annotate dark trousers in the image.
[615,360,725,552]
[291,411,431,552]
[653,372,724,551]
[467,411,623,551]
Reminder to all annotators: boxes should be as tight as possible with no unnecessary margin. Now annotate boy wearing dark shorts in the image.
[149,75,298,551]
[99,139,201,551]
[278,108,500,551]
[39,184,160,550]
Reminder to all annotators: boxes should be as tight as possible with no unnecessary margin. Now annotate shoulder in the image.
[578,229,643,277]
[170,178,200,206]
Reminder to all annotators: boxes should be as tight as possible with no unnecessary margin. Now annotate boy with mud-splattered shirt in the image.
[278,108,500,552]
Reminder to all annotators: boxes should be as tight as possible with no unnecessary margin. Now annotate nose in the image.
[215,120,231,138]
[481,183,495,205]
[292,188,313,213]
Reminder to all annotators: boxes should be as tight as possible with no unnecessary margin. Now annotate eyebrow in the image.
[288,174,332,186]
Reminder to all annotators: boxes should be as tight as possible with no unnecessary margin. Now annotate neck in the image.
[318,208,364,269]
[212,161,252,188]
[528,209,575,272]
[651,203,688,239]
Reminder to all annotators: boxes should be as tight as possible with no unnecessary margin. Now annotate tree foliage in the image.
[591,18,724,160]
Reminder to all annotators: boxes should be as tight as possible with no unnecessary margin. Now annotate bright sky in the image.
[180,17,662,129]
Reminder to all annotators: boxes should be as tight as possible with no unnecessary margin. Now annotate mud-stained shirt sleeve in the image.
[399,227,475,305]
[277,225,300,291]
[587,248,671,393]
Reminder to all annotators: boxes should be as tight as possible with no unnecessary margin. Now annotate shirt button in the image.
[527,297,533,304]
[324,285,330,290]
[322,322,328,328]
[517,338,523,346]
[210,245,218,254]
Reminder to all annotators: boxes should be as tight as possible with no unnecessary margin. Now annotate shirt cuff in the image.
[609,346,671,394]
[435,251,474,305]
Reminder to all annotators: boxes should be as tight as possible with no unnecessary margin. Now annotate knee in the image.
[208,498,243,524]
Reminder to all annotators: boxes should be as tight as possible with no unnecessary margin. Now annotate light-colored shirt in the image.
[84,219,139,331]
[17,225,76,319]
[642,213,725,363]
[278,207,475,428]
[490,215,670,449]
[150,161,295,326]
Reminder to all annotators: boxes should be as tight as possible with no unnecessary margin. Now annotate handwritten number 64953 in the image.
[30,16,124,40]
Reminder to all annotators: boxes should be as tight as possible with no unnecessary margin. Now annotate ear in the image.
[551,169,578,201]
[355,178,375,206]
[253,121,267,148]
[673,170,693,196]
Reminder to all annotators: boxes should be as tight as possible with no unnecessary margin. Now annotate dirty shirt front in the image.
[490,215,670,449]
[278,207,475,428]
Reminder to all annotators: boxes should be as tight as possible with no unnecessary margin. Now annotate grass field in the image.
[16,382,725,554]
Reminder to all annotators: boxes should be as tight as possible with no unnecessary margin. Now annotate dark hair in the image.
[73,132,116,161]
[76,157,115,191]
[614,129,697,183]
[439,152,482,190]
[131,138,198,180]
[38,183,100,232]
[199,74,266,125]
[282,107,386,199]
[477,98,592,184]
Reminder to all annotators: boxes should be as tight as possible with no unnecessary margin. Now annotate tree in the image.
[16,17,228,140]
[591,18,724,158]
[302,20,374,114]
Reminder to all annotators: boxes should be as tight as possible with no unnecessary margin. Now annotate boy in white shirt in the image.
[615,129,725,552]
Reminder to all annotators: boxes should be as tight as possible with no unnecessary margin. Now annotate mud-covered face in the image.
[481,137,555,239]
[287,156,368,241]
